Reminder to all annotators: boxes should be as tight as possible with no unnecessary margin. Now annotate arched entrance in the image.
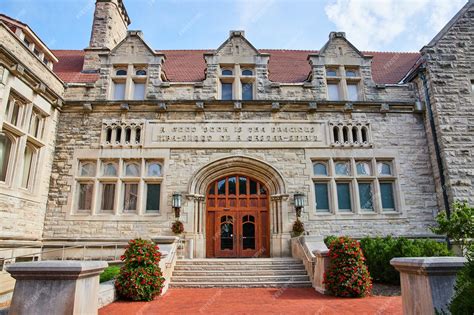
[206,175,270,258]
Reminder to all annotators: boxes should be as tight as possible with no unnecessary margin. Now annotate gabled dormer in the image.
[308,32,373,102]
[98,30,165,101]
[202,31,270,101]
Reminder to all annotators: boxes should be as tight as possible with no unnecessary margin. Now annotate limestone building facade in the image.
[0,0,472,259]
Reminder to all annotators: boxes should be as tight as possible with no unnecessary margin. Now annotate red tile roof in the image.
[51,49,420,85]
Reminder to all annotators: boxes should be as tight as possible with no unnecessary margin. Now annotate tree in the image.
[431,202,474,254]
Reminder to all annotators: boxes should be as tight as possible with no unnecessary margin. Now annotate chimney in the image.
[83,0,131,71]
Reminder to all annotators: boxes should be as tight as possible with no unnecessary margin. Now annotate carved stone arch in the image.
[187,155,289,258]
[188,155,287,197]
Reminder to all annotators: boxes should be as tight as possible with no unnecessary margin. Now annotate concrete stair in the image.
[170,258,312,288]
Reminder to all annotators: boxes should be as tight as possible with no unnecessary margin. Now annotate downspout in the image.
[419,68,451,218]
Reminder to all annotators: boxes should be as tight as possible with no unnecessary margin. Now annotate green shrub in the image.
[323,236,372,297]
[100,265,121,283]
[359,236,452,284]
[115,238,165,301]
[448,244,474,314]
[324,235,337,247]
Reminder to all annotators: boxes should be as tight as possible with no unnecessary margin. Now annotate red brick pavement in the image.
[99,288,402,315]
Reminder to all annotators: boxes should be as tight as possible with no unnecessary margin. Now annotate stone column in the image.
[390,257,467,315]
[7,260,108,315]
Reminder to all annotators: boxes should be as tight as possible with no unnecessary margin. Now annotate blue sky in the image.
[1,0,467,52]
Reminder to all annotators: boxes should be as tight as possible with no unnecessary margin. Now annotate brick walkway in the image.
[99,288,402,315]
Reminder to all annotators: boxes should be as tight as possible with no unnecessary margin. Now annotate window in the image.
[116,69,127,76]
[80,162,96,177]
[347,83,359,101]
[6,96,25,127]
[115,127,122,143]
[147,162,162,177]
[221,69,233,76]
[23,37,30,47]
[326,68,338,76]
[133,82,146,100]
[21,145,35,189]
[125,163,140,177]
[242,69,253,76]
[221,83,233,100]
[123,183,138,212]
[101,183,116,211]
[311,158,399,214]
[336,183,351,211]
[146,184,160,211]
[327,83,340,101]
[330,122,371,147]
[346,70,358,77]
[380,182,395,210]
[313,163,328,176]
[113,82,126,100]
[356,162,371,176]
[242,83,253,100]
[378,162,392,175]
[358,183,373,211]
[315,183,330,212]
[335,162,350,176]
[78,183,94,211]
[0,133,12,182]
[136,69,147,76]
[135,127,141,144]
[29,110,45,139]
[103,162,118,177]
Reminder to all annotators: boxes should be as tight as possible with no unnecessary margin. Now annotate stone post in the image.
[313,249,330,294]
[390,257,467,315]
[7,260,108,315]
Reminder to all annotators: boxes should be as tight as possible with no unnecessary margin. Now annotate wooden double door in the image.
[206,175,270,258]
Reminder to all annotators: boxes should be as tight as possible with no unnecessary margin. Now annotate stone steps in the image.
[170,258,312,288]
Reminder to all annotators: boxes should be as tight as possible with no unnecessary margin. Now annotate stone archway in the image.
[187,155,289,258]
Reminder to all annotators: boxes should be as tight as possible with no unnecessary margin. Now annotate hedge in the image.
[324,235,452,285]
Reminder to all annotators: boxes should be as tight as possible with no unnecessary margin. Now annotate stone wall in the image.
[421,2,474,205]
[44,106,437,242]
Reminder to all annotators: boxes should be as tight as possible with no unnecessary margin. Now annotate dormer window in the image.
[136,69,147,76]
[111,65,148,100]
[221,83,233,100]
[221,69,233,76]
[116,69,127,76]
[326,66,362,101]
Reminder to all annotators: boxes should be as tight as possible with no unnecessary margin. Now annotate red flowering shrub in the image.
[323,236,372,297]
[115,238,165,301]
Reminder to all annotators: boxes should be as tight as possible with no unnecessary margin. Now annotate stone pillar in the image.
[390,257,467,315]
[313,249,330,294]
[7,261,108,315]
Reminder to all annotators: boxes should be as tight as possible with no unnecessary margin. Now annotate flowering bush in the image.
[171,220,184,234]
[291,219,305,237]
[115,238,165,301]
[323,236,372,297]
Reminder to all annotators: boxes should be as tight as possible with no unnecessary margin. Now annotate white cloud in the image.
[236,0,276,30]
[324,0,466,51]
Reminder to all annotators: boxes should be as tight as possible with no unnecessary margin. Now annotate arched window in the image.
[79,162,96,177]
[378,162,392,175]
[335,162,350,176]
[356,162,371,176]
[135,127,141,144]
[136,69,147,76]
[242,69,253,76]
[361,127,368,143]
[333,126,340,143]
[147,162,162,177]
[221,69,233,76]
[125,163,140,177]
[352,127,359,143]
[105,128,112,143]
[125,127,132,143]
[342,126,349,143]
[0,133,12,182]
[103,162,118,177]
[116,69,127,76]
[115,127,122,143]
[313,163,328,176]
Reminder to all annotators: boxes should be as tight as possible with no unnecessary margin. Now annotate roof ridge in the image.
[362,50,420,54]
